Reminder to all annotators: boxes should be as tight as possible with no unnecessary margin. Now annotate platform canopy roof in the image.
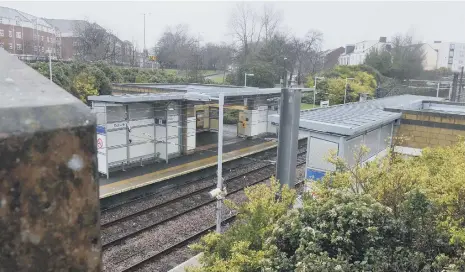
[269,95,444,136]
[88,92,209,103]
[90,83,314,103]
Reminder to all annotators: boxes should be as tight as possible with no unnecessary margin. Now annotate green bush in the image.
[27,61,209,102]
[267,190,463,271]
[190,142,465,272]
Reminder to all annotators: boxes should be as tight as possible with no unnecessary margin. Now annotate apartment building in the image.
[432,41,465,72]
[0,6,58,60]
[1,6,135,64]
[45,18,135,65]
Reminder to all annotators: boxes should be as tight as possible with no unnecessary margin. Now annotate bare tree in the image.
[292,30,323,84]
[260,3,282,43]
[229,2,259,63]
[73,20,117,62]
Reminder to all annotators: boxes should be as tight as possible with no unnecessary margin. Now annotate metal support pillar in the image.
[457,66,463,102]
[276,88,301,188]
[216,93,224,233]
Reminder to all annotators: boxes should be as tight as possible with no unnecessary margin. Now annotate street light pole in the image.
[48,50,52,82]
[313,77,324,108]
[344,77,355,104]
[244,73,254,87]
[216,93,224,233]
[143,13,146,52]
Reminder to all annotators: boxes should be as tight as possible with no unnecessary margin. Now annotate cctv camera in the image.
[209,188,222,199]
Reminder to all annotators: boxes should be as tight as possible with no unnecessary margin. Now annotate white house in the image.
[338,37,391,66]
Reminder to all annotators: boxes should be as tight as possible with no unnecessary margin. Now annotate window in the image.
[46,36,49,42]
[0,30,3,37]
[34,45,37,52]
[448,57,453,64]
[16,32,21,39]
[451,44,455,50]
[0,18,2,24]
[16,44,22,50]
[9,43,12,50]
[0,42,3,48]
[8,30,12,38]
[41,36,44,41]
[41,46,44,53]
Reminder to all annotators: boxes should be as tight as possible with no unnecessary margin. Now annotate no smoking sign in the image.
[97,138,104,149]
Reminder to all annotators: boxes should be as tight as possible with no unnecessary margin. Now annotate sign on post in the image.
[320,100,330,108]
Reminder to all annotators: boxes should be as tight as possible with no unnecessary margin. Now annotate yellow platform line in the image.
[99,141,278,199]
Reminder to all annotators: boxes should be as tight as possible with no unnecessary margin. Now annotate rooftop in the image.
[43,18,87,36]
[88,92,209,103]
[0,6,53,28]
[109,83,314,100]
[269,95,444,136]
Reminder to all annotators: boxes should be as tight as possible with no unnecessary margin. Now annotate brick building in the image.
[0,6,59,60]
[389,101,465,150]
[45,18,135,65]
[43,18,85,61]
[1,6,135,64]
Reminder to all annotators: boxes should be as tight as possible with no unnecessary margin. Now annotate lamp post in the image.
[314,77,325,107]
[244,73,254,87]
[344,77,355,104]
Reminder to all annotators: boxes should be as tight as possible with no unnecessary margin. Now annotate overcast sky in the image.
[3,1,465,50]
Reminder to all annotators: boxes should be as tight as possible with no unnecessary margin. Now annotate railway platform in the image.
[99,137,281,199]
[168,254,202,272]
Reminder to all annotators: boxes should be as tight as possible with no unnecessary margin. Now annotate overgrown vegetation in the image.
[190,141,465,271]
[28,61,214,102]
[303,65,379,105]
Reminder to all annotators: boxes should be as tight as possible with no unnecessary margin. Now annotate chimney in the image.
[345,45,355,54]
[434,41,442,43]
[359,93,368,102]
[379,37,387,43]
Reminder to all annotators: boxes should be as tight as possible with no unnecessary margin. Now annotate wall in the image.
[396,111,465,149]
[305,122,394,180]
[434,42,465,72]
[0,22,56,57]
[60,36,75,60]
[422,44,438,71]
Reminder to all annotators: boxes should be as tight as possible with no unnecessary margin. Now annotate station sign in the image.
[107,122,127,130]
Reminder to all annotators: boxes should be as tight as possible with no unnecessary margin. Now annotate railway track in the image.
[101,151,306,249]
[119,160,307,272]
[101,139,307,213]
[102,143,307,272]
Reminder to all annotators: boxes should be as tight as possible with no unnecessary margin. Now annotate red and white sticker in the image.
[97,138,104,149]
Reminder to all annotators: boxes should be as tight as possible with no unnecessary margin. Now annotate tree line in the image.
[28,61,214,102]
[36,3,444,105]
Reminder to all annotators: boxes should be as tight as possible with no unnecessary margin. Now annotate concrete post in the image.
[276,88,301,188]
[0,49,101,271]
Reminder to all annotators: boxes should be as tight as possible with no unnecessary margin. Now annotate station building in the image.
[270,95,465,180]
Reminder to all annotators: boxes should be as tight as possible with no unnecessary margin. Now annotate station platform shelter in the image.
[88,84,309,179]
[269,95,445,180]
